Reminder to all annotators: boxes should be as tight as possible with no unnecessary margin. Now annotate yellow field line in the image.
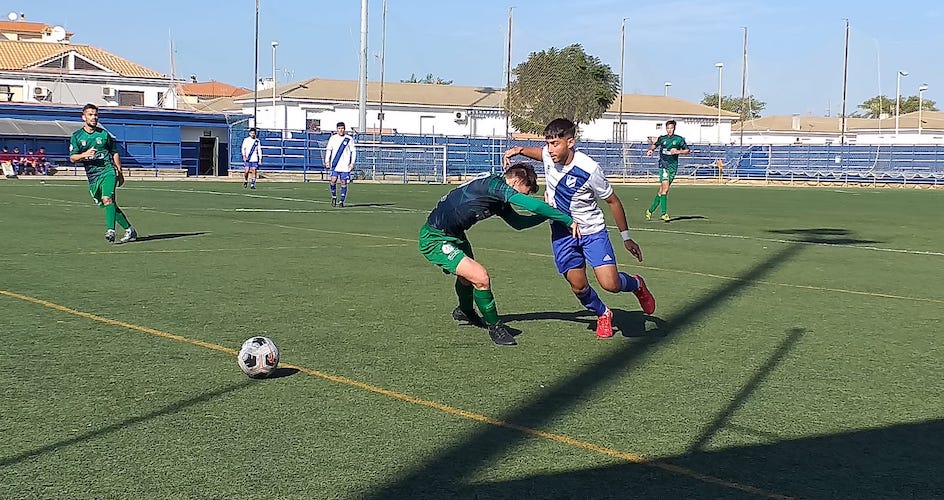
[1,289,791,499]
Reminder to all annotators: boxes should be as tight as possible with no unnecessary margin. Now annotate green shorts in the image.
[659,167,678,184]
[89,172,117,205]
[418,223,473,275]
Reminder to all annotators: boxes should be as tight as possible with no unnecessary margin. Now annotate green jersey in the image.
[70,126,118,184]
[426,173,572,238]
[653,134,688,170]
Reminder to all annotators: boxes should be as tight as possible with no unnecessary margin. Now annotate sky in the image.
[16,0,944,116]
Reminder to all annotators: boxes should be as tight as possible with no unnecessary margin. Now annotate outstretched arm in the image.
[508,192,579,237]
[503,146,544,167]
[603,192,643,262]
[498,205,548,230]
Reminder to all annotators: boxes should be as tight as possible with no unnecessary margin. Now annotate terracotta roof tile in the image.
[0,40,164,78]
[179,81,251,98]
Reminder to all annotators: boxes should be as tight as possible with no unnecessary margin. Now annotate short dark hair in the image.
[249,127,257,133]
[336,122,346,128]
[505,163,539,194]
[666,120,677,127]
[82,103,98,113]
[543,118,577,139]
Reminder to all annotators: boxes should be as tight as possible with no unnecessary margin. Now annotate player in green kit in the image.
[645,119,690,222]
[419,164,579,346]
[69,103,137,243]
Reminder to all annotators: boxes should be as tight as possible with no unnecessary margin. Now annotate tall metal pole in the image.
[840,19,849,145]
[253,0,259,127]
[739,27,747,146]
[504,7,513,143]
[272,41,278,130]
[378,0,387,140]
[618,18,627,142]
[895,70,908,136]
[358,0,368,136]
[716,62,723,143]
[919,84,928,135]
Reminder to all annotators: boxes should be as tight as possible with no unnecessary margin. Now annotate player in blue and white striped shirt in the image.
[504,118,656,338]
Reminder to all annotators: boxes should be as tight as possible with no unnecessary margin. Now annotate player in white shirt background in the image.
[504,118,656,339]
[240,127,261,189]
[324,122,357,207]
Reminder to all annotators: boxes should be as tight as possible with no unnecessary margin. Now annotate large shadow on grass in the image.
[501,310,668,341]
[0,379,255,467]
[367,229,897,499]
[131,231,208,243]
[768,228,882,246]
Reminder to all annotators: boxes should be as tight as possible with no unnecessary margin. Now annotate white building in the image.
[734,112,944,145]
[213,77,738,143]
[0,18,179,108]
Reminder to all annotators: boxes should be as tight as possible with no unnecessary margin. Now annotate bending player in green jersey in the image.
[69,103,137,243]
[645,119,690,222]
[419,164,579,346]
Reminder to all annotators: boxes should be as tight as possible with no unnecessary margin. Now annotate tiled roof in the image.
[0,20,58,34]
[179,81,250,98]
[734,113,944,133]
[0,40,165,78]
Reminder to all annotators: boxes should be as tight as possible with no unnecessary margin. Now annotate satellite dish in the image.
[51,26,66,41]
[7,12,17,21]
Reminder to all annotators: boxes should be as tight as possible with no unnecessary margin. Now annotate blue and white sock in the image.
[618,272,639,293]
[575,286,607,316]
[340,185,348,203]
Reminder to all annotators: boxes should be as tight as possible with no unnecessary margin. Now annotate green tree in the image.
[856,95,896,118]
[507,44,619,134]
[700,94,766,120]
[401,73,453,85]
[898,95,937,114]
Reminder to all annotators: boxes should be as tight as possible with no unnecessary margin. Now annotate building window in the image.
[118,90,144,107]
[306,118,321,132]
[612,121,627,142]
[73,58,100,71]
[157,92,164,106]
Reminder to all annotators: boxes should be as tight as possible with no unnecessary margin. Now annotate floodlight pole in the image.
[378,0,387,140]
[272,41,278,130]
[253,0,259,128]
[840,19,849,145]
[618,18,627,142]
[504,7,513,145]
[358,0,368,136]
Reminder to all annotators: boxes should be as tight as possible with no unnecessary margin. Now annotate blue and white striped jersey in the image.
[542,146,613,235]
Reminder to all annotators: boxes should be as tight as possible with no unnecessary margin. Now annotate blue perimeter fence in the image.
[232,125,944,185]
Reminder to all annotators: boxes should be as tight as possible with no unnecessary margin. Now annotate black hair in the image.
[666,120,677,127]
[505,163,539,194]
[82,103,98,113]
[249,127,257,133]
[543,118,577,139]
[336,122,346,128]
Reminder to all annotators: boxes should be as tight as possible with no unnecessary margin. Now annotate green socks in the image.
[649,195,660,213]
[115,206,131,230]
[455,279,474,313]
[659,194,667,215]
[472,288,500,325]
[104,203,116,229]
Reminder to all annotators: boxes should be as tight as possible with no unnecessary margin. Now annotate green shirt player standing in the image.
[69,103,137,243]
[645,119,690,222]
[418,164,579,346]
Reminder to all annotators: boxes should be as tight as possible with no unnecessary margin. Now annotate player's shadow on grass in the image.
[337,203,396,208]
[768,228,882,245]
[131,231,208,243]
[664,215,707,222]
[0,379,255,468]
[501,309,667,340]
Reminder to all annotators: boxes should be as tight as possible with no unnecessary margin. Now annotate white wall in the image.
[853,131,944,144]
[2,76,175,108]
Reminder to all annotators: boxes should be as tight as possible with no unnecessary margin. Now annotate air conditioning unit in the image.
[33,86,50,99]
[102,87,116,98]
[454,110,468,122]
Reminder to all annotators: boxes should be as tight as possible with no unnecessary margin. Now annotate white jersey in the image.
[325,134,356,172]
[542,146,613,235]
[241,137,261,162]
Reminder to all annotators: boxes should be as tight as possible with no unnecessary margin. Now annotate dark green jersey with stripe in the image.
[70,126,118,183]
[426,174,518,237]
[654,134,688,169]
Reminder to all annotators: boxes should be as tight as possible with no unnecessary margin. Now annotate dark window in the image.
[306,118,321,132]
[118,90,144,107]
[73,57,100,71]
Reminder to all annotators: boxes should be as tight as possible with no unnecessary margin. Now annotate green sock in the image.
[659,194,667,215]
[455,279,474,312]
[104,203,116,229]
[473,288,500,325]
[115,206,131,230]
[648,195,661,213]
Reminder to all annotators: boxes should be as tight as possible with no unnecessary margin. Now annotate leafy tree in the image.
[401,73,453,85]
[507,44,619,134]
[700,94,766,120]
[854,95,936,118]
[898,95,937,114]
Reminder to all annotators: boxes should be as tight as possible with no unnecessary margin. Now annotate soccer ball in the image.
[237,336,280,378]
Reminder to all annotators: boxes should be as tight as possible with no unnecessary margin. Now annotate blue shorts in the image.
[550,223,618,274]
[244,161,258,170]
[331,170,352,181]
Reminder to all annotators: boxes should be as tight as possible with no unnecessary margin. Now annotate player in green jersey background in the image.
[645,120,690,222]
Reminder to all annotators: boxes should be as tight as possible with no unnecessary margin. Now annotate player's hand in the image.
[624,239,643,262]
[116,170,125,187]
[667,148,678,155]
[645,150,653,157]
[502,148,519,168]
[570,222,581,238]
[85,147,96,159]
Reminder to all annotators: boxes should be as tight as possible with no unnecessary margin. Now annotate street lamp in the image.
[664,81,672,96]
[715,62,724,143]
[895,69,908,136]
[617,17,628,142]
[918,83,928,135]
[272,41,279,128]
[272,41,279,130]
